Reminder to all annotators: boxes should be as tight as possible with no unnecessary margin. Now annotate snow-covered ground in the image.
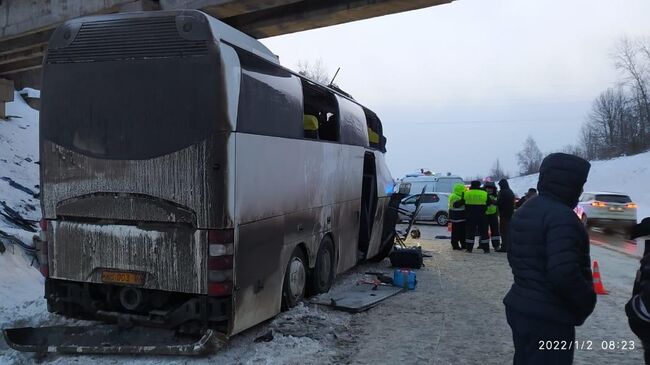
[509,152,650,221]
[0,91,40,243]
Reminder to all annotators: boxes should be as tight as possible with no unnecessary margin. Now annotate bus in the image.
[36,10,396,339]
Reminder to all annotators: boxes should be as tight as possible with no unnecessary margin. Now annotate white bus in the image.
[34,10,397,341]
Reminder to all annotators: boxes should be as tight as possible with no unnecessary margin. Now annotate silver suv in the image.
[398,192,450,225]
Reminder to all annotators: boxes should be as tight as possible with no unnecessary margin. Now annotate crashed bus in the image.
[4,10,397,354]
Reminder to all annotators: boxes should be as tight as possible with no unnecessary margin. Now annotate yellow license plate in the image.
[101,270,144,286]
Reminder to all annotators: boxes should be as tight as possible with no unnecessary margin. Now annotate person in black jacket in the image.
[515,188,537,209]
[503,153,596,365]
[496,179,515,252]
[626,218,650,364]
[463,180,489,253]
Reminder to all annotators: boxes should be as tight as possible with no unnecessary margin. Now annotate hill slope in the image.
[508,152,650,221]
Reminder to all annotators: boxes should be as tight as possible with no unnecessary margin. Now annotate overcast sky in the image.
[260,0,650,179]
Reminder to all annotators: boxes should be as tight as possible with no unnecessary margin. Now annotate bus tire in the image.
[310,236,335,295]
[281,247,307,310]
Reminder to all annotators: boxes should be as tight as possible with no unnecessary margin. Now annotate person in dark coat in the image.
[503,153,596,365]
[484,181,501,250]
[626,218,650,363]
[496,179,515,252]
[515,188,537,209]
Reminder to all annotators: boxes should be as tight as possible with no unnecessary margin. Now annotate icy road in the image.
[0,224,645,364]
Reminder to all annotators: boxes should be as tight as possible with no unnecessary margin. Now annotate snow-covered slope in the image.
[508,152,650,221]
[0,91,40,243]
[0,91,48,358]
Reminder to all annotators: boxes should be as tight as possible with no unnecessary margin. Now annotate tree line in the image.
[580,37,650,160]
[495,37,650,180]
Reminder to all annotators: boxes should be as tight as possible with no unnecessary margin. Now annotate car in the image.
[398,192,450,225]
[396,174,464,195]
[574,191,638,231]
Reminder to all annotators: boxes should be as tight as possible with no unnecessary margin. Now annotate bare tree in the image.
[516,136,543,176]
[578,36,650,161]
[615,37,650,146]
[560,144,586,159]
[297,59,331,85]
[489,158,509,180]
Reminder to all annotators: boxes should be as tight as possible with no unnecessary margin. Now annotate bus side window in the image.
[301,79,339,141]
[363,108,386,152]
[236,50,303,139]
[336,95,369,147]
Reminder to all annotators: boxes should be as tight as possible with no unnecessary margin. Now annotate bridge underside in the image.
[0,0,452,87]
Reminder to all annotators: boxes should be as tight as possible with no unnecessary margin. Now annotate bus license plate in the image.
[101,270,144,285]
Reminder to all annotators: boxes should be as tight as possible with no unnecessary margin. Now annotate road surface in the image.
[1,223,645,364]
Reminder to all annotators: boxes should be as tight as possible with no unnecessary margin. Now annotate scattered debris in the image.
[0,202,36,232]
[254,330,274,343]
[1,177,37,197]
[310,282,404,313]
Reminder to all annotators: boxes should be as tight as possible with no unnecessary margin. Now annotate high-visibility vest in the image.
[464,189,487,206]
[486,194,498,215]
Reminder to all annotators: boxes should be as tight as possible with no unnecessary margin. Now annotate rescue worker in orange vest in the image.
[462,180,489,253]
[448,183,466,250]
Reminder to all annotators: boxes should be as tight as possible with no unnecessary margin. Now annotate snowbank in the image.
[18,88,40,99]
[508,152,650,221]
[0,91,41,239]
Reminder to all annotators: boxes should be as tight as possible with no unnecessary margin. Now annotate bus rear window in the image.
[40,16,223,160]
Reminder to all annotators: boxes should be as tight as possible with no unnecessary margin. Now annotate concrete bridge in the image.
[0,0,452,88]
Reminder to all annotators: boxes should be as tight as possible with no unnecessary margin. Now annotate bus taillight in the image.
[208,229,234,297]
[208,282,233,297]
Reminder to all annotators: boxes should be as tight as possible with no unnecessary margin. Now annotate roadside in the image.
[1,224,645,364]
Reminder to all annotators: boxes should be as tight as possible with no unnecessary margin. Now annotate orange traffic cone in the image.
[593,260,609,295]
[447,223,452,232]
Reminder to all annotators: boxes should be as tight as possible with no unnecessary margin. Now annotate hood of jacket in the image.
[498,179,510,190]
[452,183,465,196]
[537,153,590,208]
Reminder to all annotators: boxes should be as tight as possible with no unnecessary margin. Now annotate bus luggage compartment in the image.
[49,220,207,294]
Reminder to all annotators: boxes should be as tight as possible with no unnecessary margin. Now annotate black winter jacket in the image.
[497,179,515,219]
[503,153,596,326]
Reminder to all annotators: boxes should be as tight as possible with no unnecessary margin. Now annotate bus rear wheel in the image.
[281,247,307,310]
[310,236,335,295]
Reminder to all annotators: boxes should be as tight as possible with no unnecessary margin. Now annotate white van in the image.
[396,175,464,195]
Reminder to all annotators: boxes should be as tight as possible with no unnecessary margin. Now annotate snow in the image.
[0,91,41,239]
[17,88,40,99]
[508,152,650,221]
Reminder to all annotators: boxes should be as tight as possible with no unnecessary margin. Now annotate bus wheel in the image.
[282,247,307,310]
[310,236,335,295]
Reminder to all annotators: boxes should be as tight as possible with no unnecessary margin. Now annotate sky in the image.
[260,0,650,179]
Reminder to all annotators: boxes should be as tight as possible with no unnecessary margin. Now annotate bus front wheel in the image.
[281,247,307,310]
[310,236,335,295]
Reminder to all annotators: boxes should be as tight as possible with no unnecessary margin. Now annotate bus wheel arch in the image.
[308,234,336,295]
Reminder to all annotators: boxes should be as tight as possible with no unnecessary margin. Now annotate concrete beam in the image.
[0,0,454,86]
[219,0,453,38]
[0,0,159,39]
